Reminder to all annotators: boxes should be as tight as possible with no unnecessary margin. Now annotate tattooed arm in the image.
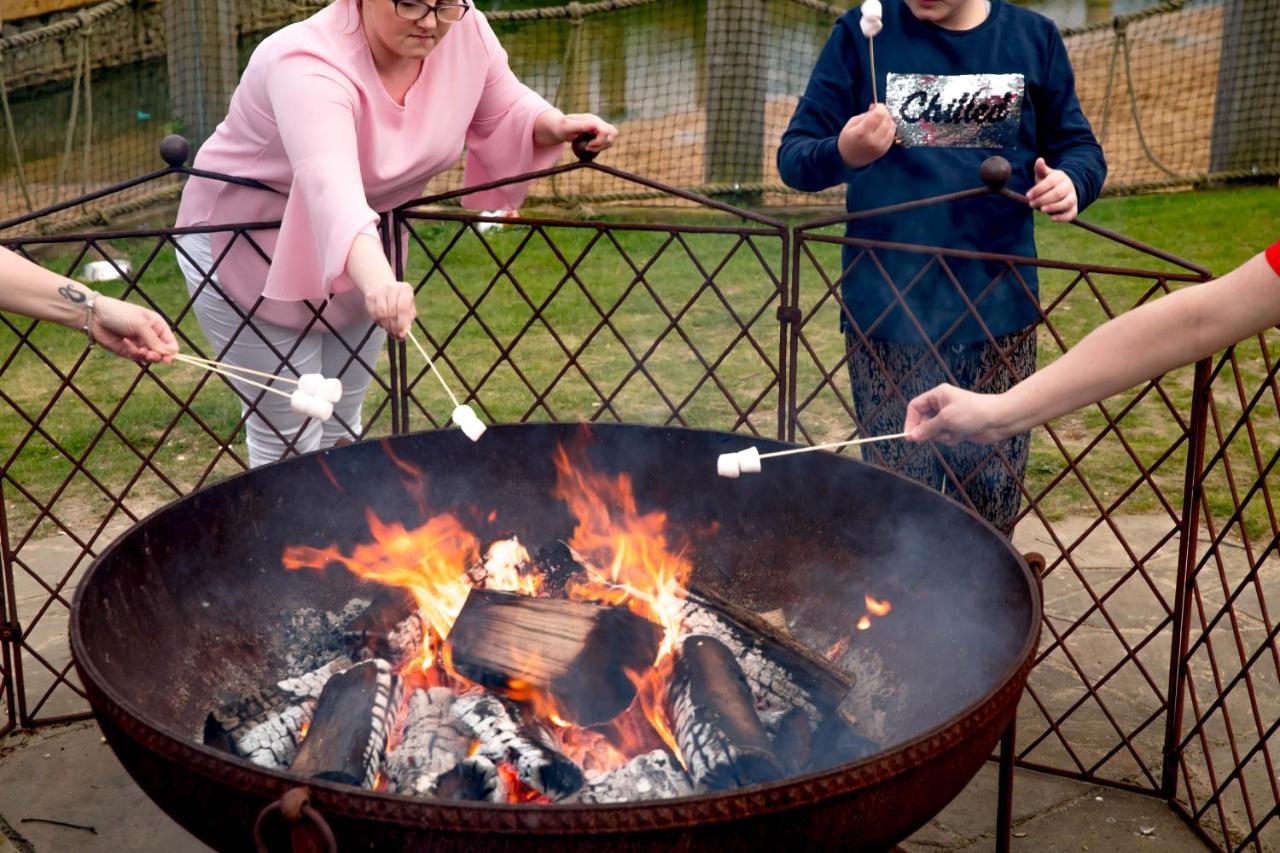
[0,247,177,363]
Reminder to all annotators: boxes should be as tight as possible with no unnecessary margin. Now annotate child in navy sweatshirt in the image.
[778,0,1106,534]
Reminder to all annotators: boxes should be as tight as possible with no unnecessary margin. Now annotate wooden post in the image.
[703,0,766,205]
[1208,0,1280,176]
[164,0,237,153]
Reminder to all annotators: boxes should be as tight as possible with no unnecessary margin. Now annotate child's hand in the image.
[837,104,896,168]
[1027,158,1078,222]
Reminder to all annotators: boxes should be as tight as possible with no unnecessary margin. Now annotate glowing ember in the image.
[865,594,892,617]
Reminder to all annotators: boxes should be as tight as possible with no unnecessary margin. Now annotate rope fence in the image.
[0,0,1277,226]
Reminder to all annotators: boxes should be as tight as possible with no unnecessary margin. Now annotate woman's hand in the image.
[904,383,1011,446]
[91,296,179,364]
[837,104,896,168]
[362,280,416,340]
[534,110,619,151]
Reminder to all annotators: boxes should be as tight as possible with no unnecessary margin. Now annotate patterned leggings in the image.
[845,329,1038,535]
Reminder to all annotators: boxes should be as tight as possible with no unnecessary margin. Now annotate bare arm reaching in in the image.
[905,245,1280,445]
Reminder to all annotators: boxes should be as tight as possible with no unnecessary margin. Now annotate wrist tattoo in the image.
[59,283,87,304]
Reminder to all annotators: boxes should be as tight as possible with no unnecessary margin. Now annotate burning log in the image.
[681,586,853,724]
[288,659,400,787]
[454,693,585,801]
[568,750,693,804]
[343,586,425,670]
[384,687,472,797]
[668,635,785,792]
[203,657,352,768]
[445,589,662,726]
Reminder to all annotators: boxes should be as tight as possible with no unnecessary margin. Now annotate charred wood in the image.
[445,589,661,726]
[680,586,853,724]
[384,687,471,797]
[763,707,812,774]
[434,755,507,802]
[343,586,425,670]
[531,540,588,595]
[569,750,693,804]
[454,693,584,801]
[668,635,784,792]
[288,659,400,787]
[203,657,352,769]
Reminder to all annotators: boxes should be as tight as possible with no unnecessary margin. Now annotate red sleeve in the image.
[1266,240,1280,276]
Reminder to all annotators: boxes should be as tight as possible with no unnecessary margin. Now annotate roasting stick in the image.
[717,432,909,478]
[173,353,335,422]
[174,353,344,403]
[405,329,486,441]
[860,0,883,104]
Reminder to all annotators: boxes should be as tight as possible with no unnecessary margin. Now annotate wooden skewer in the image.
[174,353,305,386]
[869,39,878,105]
[758,431,909,460]
[173,353,295,400]
[406,328,461,409]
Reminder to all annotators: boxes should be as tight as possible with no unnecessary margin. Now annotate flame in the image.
[856,615,872,631]
[865,594,892,617]
[281,440,696,783]
[824,636,850,660]
[551,444,692,660]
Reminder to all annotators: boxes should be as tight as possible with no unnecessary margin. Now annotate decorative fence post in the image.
[703,0,766,204]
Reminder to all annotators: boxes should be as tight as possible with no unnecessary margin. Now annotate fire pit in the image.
[71,423,1039,851]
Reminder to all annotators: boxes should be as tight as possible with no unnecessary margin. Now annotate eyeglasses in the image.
[392,0,470,22]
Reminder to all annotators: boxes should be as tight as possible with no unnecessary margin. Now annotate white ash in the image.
[282,598,372,673]
[360,659,401,787]
[569,750,693,804]
[454,693,584,800]
[384,687,471,797]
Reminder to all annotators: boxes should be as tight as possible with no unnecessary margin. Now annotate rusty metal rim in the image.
[70,423,1042,833]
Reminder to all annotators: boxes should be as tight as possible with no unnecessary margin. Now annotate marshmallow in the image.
[452,404,487,442]
[736,446,762,474]
[716,453,741,479]
[320,377,344,403]
[289,390,334,422]
[860,0,882,37]
[297,373,326,396]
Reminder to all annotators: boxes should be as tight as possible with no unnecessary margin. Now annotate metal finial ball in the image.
[979,156,1012,191]
[571,132,598,163]
[159,135,191,168]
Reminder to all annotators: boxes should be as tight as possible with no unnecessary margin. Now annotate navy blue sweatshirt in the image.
[778,0,1106,344]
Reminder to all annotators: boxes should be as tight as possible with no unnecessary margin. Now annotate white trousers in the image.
[175,232,386,468]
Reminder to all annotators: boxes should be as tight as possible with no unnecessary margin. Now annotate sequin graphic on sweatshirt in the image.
[886,73,1024,148]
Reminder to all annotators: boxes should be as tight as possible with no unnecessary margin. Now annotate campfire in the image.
[199,442,886,804]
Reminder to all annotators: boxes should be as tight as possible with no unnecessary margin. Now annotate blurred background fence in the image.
[1,0,1278,229]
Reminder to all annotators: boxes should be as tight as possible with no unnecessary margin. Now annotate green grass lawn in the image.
[1,185,1276,542]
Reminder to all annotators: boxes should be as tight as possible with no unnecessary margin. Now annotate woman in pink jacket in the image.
[175,0,617,466]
